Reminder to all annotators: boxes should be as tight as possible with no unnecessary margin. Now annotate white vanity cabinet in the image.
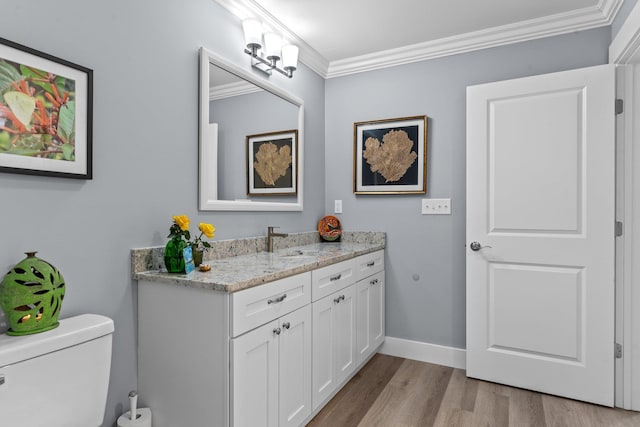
[137,249,384,427]
[356,270,385,366]
[231,273,312,427]
[232,305,312,427]
[311,284,357,409]
[354,250,385,366]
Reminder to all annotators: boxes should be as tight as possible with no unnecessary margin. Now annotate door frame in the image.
[610,2,640,410]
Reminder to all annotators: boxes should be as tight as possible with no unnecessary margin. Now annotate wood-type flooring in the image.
[307,354,640,427]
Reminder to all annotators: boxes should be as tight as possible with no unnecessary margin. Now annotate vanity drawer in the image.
[311,259,356,301]
[231,272,311,337]
[355,250,385,281]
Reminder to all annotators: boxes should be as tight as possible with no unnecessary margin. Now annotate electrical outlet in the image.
[334,200,343,214]
[421,198,451,215]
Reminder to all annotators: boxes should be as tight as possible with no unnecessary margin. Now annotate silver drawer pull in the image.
[370,279,379,285]
[330,273,342,282]
[268,294,287,304]
[366,261,375,267]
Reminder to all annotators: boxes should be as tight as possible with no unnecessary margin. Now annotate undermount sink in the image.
[278,249,319,259]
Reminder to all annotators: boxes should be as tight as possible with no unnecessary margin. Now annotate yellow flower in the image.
[199,223,215,239]
[173,214,190,231]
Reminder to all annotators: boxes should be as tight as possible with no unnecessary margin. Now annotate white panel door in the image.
[231,320,279,427]
[279,306,312,427]
[466,64,615,406]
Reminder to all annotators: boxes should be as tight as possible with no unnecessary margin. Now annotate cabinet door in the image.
[334,285,357,386]
[312,293,336,409]
[356,279,372,366]
[356,271,386,366]
[232,320,279,427]
[278,306,312,427]
[369,272,385,351]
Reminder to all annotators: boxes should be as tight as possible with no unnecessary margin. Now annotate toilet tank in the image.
[0,314,114,427]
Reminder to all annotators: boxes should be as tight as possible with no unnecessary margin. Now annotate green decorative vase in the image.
[192,247,203,267]
[164,238,186,273]
[0,251,65,336]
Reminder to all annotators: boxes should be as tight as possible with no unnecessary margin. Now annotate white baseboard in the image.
[379,336,467,370]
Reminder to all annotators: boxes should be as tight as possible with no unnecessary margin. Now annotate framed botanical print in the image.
[0,37,93,179]
[354,115,427,194]
[247,129,298,196]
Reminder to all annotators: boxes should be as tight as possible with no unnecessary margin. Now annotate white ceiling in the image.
[214,0,623,78]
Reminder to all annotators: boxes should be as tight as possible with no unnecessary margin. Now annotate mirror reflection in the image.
[198,47,304,211]
[209,64,299,202]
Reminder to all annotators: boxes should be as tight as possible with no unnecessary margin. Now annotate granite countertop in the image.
[132,232,385,293]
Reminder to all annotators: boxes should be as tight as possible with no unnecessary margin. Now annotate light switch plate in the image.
[421,198,451,215]
[334,200,343,214]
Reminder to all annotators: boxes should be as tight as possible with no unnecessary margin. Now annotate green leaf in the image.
[4,91,35,127]
[6,148,40,156]
[61,143,74,161]
[13,134,45,150]
[0,60,21,92]
[19,65,58,95]
[0,131,11,151]
[58,100,75,141]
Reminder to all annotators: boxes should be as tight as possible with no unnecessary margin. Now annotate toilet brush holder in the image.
[117,408,152,427]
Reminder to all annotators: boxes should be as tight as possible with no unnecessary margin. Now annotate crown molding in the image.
[210,80,262,101]
[213,0,622,79]
[326,0,623,78]
[609,0,640,63]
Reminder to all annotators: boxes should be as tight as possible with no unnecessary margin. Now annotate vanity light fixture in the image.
[242,18,299,78]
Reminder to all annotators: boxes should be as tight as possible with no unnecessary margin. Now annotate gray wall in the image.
[324,27,611,350]
[0,1,325,426]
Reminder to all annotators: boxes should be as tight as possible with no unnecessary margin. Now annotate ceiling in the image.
[214,0,622,78]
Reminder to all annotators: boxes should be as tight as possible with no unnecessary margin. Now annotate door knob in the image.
[470,241,492,251]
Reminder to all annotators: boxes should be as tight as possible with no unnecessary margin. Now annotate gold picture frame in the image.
[247,129,298,196]
[354,115,427,194]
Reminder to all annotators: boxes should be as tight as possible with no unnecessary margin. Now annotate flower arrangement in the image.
[168,214,215,251]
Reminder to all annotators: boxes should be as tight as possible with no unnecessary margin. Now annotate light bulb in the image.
[282,44,299,70]
[242,18,263,50]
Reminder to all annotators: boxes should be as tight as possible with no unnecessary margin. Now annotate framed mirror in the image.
[199,47,304,211]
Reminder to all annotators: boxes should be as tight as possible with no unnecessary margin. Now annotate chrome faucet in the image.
[267,226,288,252]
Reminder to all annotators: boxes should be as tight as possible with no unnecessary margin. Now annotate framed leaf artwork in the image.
[354,115,427,194]
[247,129,298,196]
[0,37,93,179]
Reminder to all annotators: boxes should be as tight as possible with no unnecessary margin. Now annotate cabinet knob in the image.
[273,327,281,335]
[370,279,378,285]
[282,322,291,330]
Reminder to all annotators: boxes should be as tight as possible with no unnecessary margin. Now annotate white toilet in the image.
[0,314,114,427]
